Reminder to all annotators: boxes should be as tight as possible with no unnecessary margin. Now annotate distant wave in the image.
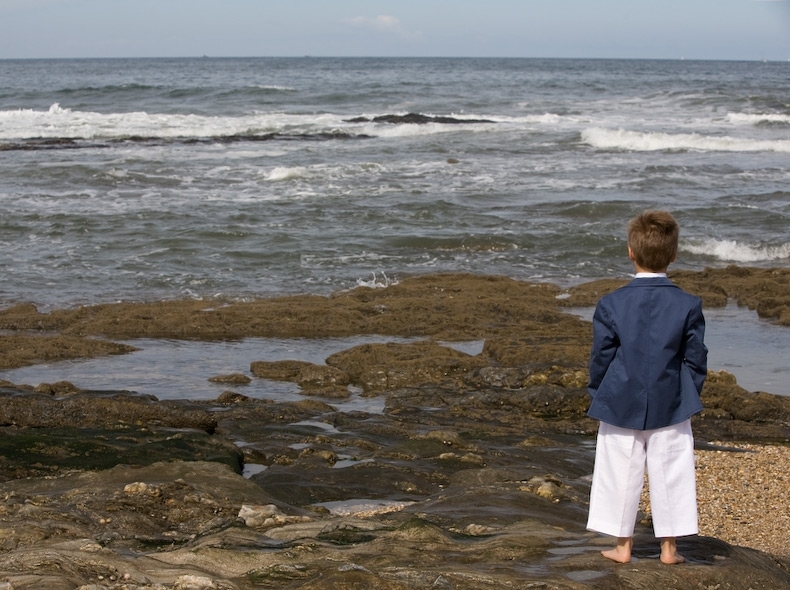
[0,104,349,140]
[582,127,790,153]
[0,104,375,149]
[60,83,162,93]
[726,113,790,126]
[0,105,505,145]
[253,85,297,92]
[683,239,790,262]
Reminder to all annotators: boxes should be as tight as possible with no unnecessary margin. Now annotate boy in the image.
[586,210,707,565]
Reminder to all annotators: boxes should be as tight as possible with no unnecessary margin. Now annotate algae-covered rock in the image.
[0,271,788,588]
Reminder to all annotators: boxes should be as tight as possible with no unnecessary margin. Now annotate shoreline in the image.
[2,267,790,398]
[1,305,788,404]
[0,268,789,587]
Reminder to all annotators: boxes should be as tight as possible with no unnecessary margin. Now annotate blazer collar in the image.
[626,276,675,287]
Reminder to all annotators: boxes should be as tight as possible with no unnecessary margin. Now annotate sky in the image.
[1,0,789,61]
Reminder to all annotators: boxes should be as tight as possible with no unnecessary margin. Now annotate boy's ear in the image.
[628,246,635,261]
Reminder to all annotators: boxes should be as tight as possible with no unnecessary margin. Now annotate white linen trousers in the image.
[586,419,698,538]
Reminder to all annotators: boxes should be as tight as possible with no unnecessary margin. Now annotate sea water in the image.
[1,57,788,396]
[2,305,787,400]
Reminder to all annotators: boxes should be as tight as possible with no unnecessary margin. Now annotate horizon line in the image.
[1,55,789,63]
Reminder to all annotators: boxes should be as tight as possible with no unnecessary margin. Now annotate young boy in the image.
[586,210,707,565]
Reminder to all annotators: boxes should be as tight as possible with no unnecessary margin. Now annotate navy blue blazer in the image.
[587,276,708,430]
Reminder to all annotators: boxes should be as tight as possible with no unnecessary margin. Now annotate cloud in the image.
[344,15,407,34]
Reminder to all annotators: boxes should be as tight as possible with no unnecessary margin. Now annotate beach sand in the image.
[696,443,790,559]
[639,442,790,559]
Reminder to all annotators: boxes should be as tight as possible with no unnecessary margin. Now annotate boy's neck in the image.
[633,263,668,276]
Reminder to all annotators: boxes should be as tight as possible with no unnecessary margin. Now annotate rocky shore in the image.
[0,268,789,589]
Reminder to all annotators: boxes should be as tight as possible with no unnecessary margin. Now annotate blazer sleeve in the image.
[587,300,619,397]
[682,298,708,394]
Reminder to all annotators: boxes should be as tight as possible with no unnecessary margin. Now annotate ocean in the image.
[1,57,789,397]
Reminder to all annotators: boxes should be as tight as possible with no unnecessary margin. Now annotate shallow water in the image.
[703,303,790,394]
[0,335,402,411]
[1,305,786,399]
[569,302,790,396]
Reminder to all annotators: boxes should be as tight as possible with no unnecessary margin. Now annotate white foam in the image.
[0,104,349,141]
[355,271,397,289]
[582,127,790,153]
[362,121,472,139]
[683,239,790,262]
[48,103,71,115]
[254,85,297,92]
[265,166,309,181]
[0,104,563,143]
[726,112,790,125]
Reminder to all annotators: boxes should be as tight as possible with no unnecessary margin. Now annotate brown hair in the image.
[627,210,679,272]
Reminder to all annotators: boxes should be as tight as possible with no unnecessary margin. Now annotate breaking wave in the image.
[582,127,790,153]
[726,113,790,126]
[683,239,790,262]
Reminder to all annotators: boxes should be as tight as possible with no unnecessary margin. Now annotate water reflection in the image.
[566,302,790,396]
[1,308,786,405]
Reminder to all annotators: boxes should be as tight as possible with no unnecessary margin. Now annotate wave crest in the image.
[582,127,790,153]
[48,103,71,115]
[726,113,790,126]
[265,166,309,181]
[683,239,790,262]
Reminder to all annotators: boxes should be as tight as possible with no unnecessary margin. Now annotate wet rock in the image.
[0,385,786,589]
[250,359,313,380]
[33,380,81,395]
[295,364,350,389]
[237,504,312,529]
[327,340,487,392]
[0,274,583,350]
[693,370,790,441]
[344,113,496,125]
[0,388,217,432]
[526,476,566,502]
[0,334,138,371]
[0,424,243,481]
[208,373,251,385]
[174,576,218,590]
[563,266,790,326]
[249,361,351,397]
[0,271,788,588]
[419,429,466,448]
[438,452,485,466]
[298,447,338,465]
[297,385,350,399]
[475,366,532,388]
[215,390,249,404]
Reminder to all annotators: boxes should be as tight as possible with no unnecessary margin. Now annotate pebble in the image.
[695,443,790,559]
[640,442,790,558]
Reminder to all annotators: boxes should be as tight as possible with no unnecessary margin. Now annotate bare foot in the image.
[601,537,633,563]
[601,547,631,563]
[660,538,686,564]
[660,550,686,564]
